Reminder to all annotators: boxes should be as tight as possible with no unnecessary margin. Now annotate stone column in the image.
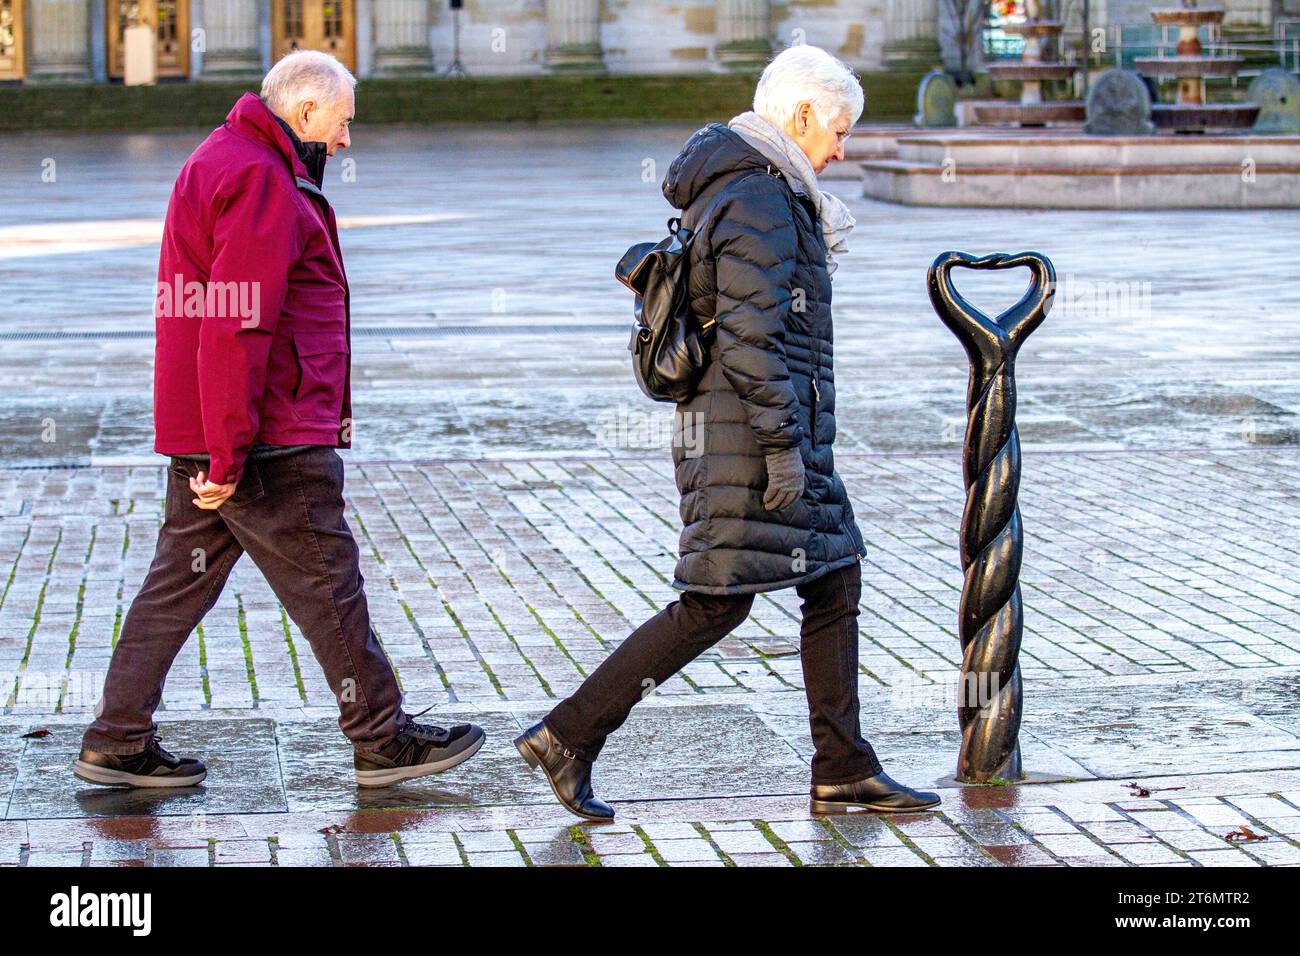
[257,0,271,71]
[199,0,262,79]
[26,0,93,82]
[884,0,940,67]
[372,0,432,75]
[544,0,604,73]
[715,0,771,72]
[1223,0,1270,27]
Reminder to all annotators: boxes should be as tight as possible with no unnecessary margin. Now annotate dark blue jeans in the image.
[545,560,883,786]
[82,448,408,754]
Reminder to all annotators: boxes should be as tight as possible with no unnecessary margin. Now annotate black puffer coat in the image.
[663,123,866,595]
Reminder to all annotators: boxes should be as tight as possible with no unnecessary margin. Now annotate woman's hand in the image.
[762,446,806,511]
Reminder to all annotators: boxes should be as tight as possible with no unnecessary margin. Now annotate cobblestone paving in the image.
[3,448,1298,716]
[6,769,1300,867]
[0,126,1297,866]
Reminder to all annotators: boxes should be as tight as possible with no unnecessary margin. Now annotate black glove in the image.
[763,446,806,511]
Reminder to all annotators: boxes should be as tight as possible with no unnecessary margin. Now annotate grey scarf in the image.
[727,110,855,276]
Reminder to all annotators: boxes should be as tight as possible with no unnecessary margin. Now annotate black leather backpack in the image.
[614,217,715,405]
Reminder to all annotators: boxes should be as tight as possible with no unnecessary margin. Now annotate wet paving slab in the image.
[1206,670,1300,725]
[6,672,1298,825]
[542,703,814,803]
[750,701,1095,789]
[278,703,814,812]
[1029,686,1300,779]
[5,708,1300,865]
[276,709,535,812]
[4,719,286,820]
[0,729,21,819]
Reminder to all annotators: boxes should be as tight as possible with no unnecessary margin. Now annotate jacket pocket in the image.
[291,331,348,426]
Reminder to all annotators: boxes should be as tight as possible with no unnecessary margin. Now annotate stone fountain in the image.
[1134,0,1260,131]
[858,0,1297,209]
[975,0,1084,126]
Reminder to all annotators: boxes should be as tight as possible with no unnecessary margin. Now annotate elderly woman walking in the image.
[515,45,940,821]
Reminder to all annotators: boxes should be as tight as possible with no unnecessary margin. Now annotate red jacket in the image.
[153,92,351,485]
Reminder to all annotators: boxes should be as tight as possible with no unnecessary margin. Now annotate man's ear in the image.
[296,99,316,134]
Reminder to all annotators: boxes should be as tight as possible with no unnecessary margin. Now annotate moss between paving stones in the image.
[0,72,924,131]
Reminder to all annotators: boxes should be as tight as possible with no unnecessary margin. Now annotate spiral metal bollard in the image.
[927,251,1056,783]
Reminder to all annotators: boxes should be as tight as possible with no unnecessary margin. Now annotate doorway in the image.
[272,0,356,72]
[106,0,191,80]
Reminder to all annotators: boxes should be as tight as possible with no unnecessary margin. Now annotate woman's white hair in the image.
[752,44,864,128]
[260,50,356,116]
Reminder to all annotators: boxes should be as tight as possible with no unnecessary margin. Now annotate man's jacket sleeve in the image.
[709,180,805,453]
[196,171,301,485]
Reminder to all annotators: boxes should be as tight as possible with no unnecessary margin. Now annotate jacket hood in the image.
[224,92,322,187]
[661,123,772,210]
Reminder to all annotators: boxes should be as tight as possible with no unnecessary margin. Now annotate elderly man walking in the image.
[76,51,484,789]
[515,45,939,820]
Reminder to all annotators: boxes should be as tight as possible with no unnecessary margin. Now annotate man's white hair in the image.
[753,44,864,128]
[260,50,356,116]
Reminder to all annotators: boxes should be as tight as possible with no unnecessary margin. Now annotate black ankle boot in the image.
[810,770,941,814]
[514,721,614,822]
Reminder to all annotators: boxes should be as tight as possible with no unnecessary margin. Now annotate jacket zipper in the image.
[810,342,820,449]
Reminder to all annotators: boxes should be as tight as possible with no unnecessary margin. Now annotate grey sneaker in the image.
[74,735,207,788]
[354,719,485,787]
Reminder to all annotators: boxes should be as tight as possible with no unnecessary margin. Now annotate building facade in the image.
[0,0,1292,84]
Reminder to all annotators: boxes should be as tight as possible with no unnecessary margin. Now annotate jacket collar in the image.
[273,115,328,189]
[224,92,328,189]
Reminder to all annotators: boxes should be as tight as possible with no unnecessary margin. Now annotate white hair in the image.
[753,44,864,128]
[260,50,356,117]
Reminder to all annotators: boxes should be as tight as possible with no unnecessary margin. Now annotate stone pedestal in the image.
[26,0,92,82]
[199,0,262,80]
[372,0,433,75]
[545,0,604,74]
[715,0,771,72]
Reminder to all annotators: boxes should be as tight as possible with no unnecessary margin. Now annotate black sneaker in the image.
[354,718,485,787]
[74,735,207,788]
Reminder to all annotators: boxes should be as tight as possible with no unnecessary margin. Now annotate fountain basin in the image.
[1134,55,1244,78]
[1151,102,1261,130]
[973,101,1087,124]
[1150,9,1226,25]
[1002,20,1065,37]
[986,63,1077,81]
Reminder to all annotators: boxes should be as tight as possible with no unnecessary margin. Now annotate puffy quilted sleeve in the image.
[708,177,805,452]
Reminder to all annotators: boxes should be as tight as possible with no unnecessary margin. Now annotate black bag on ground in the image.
[615,217,715,404]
